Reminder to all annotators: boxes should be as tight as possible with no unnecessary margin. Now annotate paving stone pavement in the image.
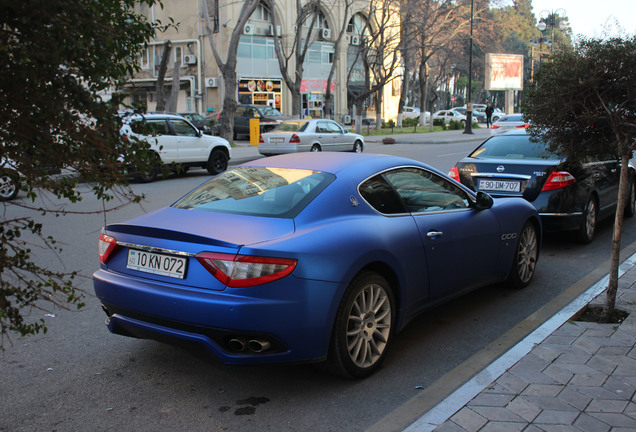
[433,264,636,432]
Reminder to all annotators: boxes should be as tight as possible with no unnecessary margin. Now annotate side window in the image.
[170,119,198,137]
[130,119,168,135]
[316,122,329,133]
[359,175,407,214]
[326,122,342,133]
[384,168,470,213]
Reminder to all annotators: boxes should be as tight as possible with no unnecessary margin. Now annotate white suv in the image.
[121,113,232,182]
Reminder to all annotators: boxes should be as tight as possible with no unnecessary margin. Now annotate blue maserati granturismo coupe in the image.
[93,152,541,378]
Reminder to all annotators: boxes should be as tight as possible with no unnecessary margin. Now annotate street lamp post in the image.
[463,0,474,135]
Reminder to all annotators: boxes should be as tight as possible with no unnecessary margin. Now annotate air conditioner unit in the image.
[320,28,331,40]
[343,115,352,125]
[205,77,218,88]
[243,24,254,35]
[183,54,197,65]
[350,35,360,46]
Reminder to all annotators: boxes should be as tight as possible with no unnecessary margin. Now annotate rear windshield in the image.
[272,121,309,132]
[500,114,524,122]
[469,135,559,160]
[173,166,335,218]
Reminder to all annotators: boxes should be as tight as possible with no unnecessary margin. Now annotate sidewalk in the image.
[407,254,636,432]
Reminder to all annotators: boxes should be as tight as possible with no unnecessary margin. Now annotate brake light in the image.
[259,134,264,144]
[491,125,500,129]
[516,124,530,129]
[196,252,297,287]
[99,233,118,264]
[448,166,460,181]
[542,171,576,192]
[289,134,301,144]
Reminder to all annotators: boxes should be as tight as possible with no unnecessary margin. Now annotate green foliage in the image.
[382,119,396,129]
[447,120,462,130]
[0,0,165,343]
[403,117,419,127]
[433,118,447,129]
[522,36,636,159]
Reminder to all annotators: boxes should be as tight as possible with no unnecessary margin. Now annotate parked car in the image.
[0,160,20,201]
[258,119,364,155]
[213,105,291,139]
[179,113,213,135]
[403,107,431,123]
[94,152,541,378]
[490,114,529,135]
[449,129,636,243]
[121,113,232,182]
[451,107,487,123]
[432,110,470,125]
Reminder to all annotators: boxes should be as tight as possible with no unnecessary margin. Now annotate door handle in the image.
[427,231,444,238]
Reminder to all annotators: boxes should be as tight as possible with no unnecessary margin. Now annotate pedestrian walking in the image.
[485,102,494,128]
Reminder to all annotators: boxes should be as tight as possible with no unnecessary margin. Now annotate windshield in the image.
[260,107,283,117]
[272,121,309,132]
[469,135,559,160]
[173,166,335,218]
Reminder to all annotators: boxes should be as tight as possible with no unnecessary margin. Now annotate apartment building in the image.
[120,0,401,124]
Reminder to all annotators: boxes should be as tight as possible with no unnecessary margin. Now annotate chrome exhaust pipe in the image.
[228,338,246,352]
[248,339,271,353]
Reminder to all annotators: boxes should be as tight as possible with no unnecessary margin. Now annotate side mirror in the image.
[474,191,494,210]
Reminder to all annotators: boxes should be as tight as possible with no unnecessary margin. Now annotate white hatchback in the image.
[121,114,232,182]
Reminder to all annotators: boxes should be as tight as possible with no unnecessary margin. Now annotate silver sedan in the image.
[258,119,364,155]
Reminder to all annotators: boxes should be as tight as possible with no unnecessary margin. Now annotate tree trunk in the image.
[601,154,630,322]
[155,40,172,113]
[166,60,181,113]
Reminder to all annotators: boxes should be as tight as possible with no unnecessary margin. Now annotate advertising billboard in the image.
[485,54,524,91]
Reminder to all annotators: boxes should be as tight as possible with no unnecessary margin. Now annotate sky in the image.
[530,0,636,39]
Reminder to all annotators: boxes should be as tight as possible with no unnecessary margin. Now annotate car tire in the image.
[135,153,160,183]
[0,169,20,201]
[576,195,598,244]
[352,141,363,153]
[206,149,229,175]
[311,144,321,152]
[625,180,635,218]
[321,271,394,378]
[506,221,539,289]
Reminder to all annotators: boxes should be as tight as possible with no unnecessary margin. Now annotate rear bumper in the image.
[93,269,341,365]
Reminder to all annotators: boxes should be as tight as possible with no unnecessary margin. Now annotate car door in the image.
[315,121,338,150]
[168,118,207,163]
[384,167,502,298]
[326,120,348,150]
[131,118,179,163]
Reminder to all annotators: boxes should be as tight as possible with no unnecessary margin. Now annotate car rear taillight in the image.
[448,166,460,182]
[259,134,264,144]
[541,171,576,192]
[196,252,297,288]
[289,134,301,144]
[516,124,530,129]
[491,125,499,129]
[99,233,118,264]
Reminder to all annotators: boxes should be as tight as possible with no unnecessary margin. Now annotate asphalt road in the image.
[2,136,634,432]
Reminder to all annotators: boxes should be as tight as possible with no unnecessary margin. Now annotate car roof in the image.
[124,113,186,122]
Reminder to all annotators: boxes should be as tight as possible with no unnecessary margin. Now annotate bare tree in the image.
[202,0,260,141]
[346,0,401,134]
[267,0,321,117]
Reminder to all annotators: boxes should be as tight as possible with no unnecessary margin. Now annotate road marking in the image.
[365,240,636,432]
